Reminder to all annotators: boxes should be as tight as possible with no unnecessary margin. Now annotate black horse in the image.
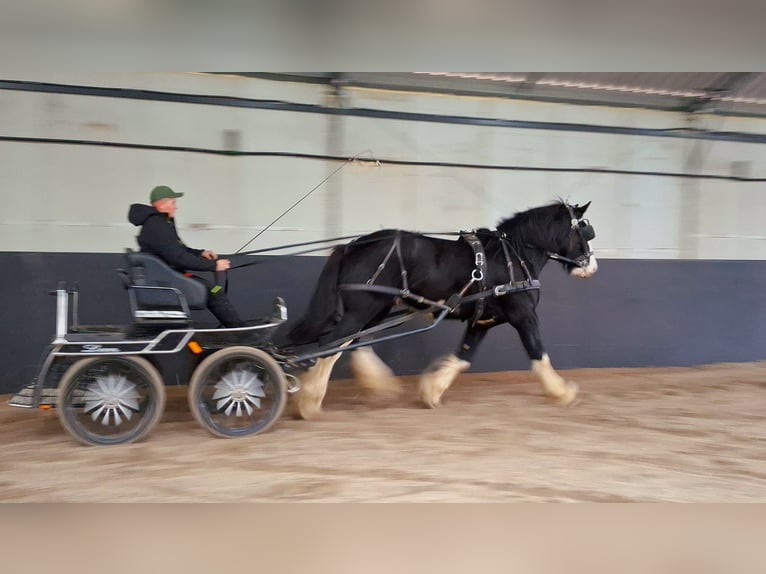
[280,200,597,419]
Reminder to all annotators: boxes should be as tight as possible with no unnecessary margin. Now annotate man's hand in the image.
[202,250,218,260]
[215,259,231,272]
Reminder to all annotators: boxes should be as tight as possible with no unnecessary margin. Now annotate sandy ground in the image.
[1,362,766,502]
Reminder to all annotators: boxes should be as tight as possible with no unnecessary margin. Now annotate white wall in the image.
[1,72,764,259]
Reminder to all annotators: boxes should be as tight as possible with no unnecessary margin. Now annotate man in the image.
[128,185,245,328]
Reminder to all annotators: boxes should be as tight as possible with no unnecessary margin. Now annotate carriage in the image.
[8,201,597,446]
[8,250,298,445]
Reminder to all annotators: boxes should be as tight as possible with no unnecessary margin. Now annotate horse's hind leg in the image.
[511,315,578,406]
[419,323,489,408]
[349,304,402,399]
[295,295,393,419]
[350,347,401,399]
[294,341,351,420]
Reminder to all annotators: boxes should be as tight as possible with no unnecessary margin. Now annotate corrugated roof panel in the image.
[411,72,766,110]
[734,73,766,101]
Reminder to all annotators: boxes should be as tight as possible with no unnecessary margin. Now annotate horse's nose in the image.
[570,256,598,278]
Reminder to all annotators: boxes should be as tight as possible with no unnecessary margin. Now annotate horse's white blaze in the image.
[295,341,351,420]
[419,354,470,408]
[571,254,598,278]
[531,353,579,405]
[350,347,401,397]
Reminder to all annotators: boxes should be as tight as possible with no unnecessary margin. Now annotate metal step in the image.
[8,383,57,408]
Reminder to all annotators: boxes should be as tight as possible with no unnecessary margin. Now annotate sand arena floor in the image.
[1,362,765,502]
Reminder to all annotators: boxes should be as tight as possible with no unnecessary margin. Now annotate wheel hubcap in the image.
[83,374,141,426]
[212,369,266,417]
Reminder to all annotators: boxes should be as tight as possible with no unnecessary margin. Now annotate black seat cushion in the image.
[125,250,208,309]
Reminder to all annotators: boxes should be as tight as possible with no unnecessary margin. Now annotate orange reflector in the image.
[188,341,203,354]
[39,405,52,410]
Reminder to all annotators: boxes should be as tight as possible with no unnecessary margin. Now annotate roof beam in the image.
[685,72,759,113]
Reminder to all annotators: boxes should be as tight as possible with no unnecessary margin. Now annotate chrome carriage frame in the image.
[9,252,292,446]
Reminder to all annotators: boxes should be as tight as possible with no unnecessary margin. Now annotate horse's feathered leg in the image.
[349,304,403,398]
[419,323,490,408]
[511,315,579,406]
[531,353,578,406]
[295,293,395,419]
[350,347,401,398]
[295,341,351,420]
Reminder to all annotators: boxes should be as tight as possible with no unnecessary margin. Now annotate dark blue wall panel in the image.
[2,252,765,394]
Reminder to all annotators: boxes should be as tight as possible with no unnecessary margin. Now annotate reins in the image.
[233,150,380,255]
[223,231,465,270]
[221,202,593,327]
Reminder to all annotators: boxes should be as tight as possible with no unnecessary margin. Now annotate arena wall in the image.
[1,73,764,393]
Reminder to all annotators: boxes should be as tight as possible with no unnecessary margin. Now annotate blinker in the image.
[578,221,595,241]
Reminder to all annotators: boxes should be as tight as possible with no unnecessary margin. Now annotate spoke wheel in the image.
[188,346,287,438]
[57,356,165,446]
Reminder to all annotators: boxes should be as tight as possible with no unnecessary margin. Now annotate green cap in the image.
[150,185,184,203]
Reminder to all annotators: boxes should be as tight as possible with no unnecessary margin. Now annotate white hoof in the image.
[418,356,470,408]
[419,384,443,409]
[295,390,323,420]
[556,381,579,406]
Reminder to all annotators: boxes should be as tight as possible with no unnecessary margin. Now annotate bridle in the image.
[542,203,595,269]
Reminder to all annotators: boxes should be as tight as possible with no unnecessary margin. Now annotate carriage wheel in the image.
[57,356,165,446]
[188,346,287,438]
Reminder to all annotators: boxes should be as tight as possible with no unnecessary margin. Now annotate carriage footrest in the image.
[8,384,57,409]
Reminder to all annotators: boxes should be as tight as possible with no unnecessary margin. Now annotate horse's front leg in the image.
[419,323,490,408]
[511,315,579,406]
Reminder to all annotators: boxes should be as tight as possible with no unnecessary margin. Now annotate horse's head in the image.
[551,201,598,278]
[503,201,598,278]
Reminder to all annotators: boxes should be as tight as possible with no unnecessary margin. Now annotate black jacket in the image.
[128,204,216,272]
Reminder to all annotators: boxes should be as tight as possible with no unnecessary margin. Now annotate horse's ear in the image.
[574,201,591,217]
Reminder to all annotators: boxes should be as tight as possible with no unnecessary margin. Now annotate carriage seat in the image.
[119,250,207,319]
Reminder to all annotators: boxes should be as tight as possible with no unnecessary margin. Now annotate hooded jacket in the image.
[128,204,216,272]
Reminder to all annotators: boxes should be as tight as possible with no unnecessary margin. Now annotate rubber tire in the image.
[188,346,287,438]
[57,356,166,446]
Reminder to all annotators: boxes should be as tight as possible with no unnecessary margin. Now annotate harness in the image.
[340,229,540,326]
[459,231,488,323]
[455,230,540,325]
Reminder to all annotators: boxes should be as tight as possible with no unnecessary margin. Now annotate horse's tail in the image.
[287,246,345,345]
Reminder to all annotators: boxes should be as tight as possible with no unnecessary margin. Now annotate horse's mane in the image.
[495,201,568,250]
